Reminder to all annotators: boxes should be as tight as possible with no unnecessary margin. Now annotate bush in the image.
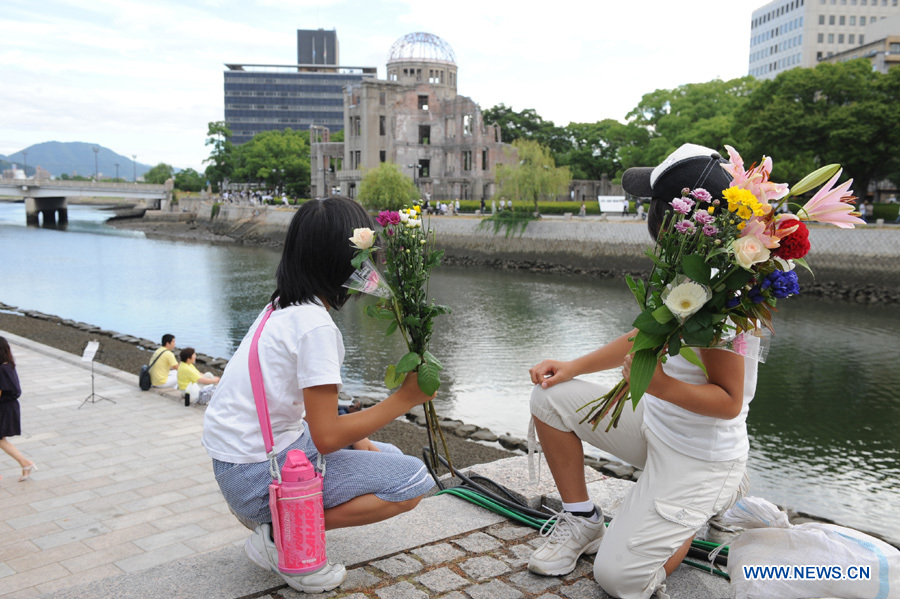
[452,199,610,215]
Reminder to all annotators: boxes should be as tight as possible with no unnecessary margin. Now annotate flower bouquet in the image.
[579,146,864,431]
[346,204,453,469]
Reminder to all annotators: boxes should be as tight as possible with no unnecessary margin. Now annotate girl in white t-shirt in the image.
[202,196,436,593]
[526,145,755,599]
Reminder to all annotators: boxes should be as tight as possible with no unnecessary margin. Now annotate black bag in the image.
[139,350,167,391]
[138,365,152,391]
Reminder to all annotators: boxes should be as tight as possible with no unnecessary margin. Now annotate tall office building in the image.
[224,29,376,145]
[748,0,900,80]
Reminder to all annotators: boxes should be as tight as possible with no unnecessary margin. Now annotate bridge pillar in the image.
[25,196,68,228]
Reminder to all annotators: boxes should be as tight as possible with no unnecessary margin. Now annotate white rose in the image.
[349,227,375,250]
[663,280,711,322]
[399,211,409,223]
[732,235,771,269]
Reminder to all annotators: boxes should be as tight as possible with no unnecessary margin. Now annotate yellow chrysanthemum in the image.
[723,186,765,220]
[414,205,421,213]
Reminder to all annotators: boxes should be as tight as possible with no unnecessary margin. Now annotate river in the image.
[1,202,898,546]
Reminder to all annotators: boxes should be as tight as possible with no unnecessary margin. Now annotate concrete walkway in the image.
[0,332,730,599]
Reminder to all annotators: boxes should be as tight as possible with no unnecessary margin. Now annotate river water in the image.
[1,202,898,545]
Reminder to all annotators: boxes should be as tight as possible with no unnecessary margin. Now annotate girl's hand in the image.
[529,359,575,389]
[352,438,380,452]
[396,371,436,408]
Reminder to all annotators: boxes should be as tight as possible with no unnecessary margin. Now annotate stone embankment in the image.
[124,198,900,303]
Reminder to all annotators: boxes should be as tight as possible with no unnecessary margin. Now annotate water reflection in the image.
[1,201,898,545]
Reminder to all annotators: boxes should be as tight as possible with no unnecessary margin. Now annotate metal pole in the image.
[132,155,137,182]
[115,163,119,180]
[93,147,99,179]
[22,150,27,175]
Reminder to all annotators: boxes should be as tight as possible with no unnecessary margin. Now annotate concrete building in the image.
[821,12,900,70]
[749,0,900,80]
[223,29,376,145]
[323,32,514,202]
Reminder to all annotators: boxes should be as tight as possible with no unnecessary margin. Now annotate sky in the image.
[1,0,763,172]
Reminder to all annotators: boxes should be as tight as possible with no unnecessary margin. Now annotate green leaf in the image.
[630,330,666,353]
[350,252,368,269]
[625,274,647,307]
[628,349,658,407]
[651,305,674,324]
[679,347,707,375]
[681,254,711,284]
[395,351,422,374]
[385,320,398,336]
[384,364,405,389]
[723,269,754,291]
[422,350,443,369]
[633,309,677,336]
[403,315,421,327]
[792,257,813,275]
[417,362,441,395]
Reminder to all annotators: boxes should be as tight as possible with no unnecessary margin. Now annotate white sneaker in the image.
[244,523,347,593]
[528,508,606,576]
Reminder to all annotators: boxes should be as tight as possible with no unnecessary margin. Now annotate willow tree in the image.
[495,139,571,215]
[357,162,419,211]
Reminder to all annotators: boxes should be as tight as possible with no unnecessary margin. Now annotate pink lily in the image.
[798,169,864,229]
[722,145,789,206]
[740,217,781,249]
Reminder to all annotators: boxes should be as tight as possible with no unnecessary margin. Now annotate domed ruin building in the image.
[312,32,514,203]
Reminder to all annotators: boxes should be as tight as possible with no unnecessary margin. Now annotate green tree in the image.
[232,128,311,197]
[483,104,572,159]
[144,163,174,184]
[736,60,900,197]
[557,119,649,181]
[495,139,571,214]
[174,167,205,192]
[203,121,234,192]
[357,162,419,211]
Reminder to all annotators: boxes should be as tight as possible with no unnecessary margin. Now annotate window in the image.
[418,125,431,145]
[818,32,825,41]
[379,151,386,163]
[419,159,430,178]
[850,33,856,42]
[482,148,488,171]
[829,14,836,23]
[462,151,472,171]
[839,15,846,24]
[828,33,835,42]
[379,116,385,136]
[418,95,429,111]
[463,115,473,136]
[379,92,385,106]
[860,34,865,43]
[445,116,456,138]
[389,71,397,81]
[352,116,361,136]
[851,15,856,23]
[861,16,867,24]
[839,33,844,42]
[892,43,900,52]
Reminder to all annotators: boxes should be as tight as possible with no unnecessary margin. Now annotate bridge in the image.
[0,179,170,226]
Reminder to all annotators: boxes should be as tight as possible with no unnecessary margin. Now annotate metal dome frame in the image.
[387,32,457,65]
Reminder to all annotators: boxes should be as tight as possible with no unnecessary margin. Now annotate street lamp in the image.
[115,163,120,181]
[132,154,137,182]
[407,163,421,193]
[93,147,99,180]
[22,150,27,176]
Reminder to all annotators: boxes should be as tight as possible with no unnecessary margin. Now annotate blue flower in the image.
[725,296,741,309]
[761,270,800,299]
[747,286,766,304]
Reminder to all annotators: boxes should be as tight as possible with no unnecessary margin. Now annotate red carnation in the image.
[774,220,810,260]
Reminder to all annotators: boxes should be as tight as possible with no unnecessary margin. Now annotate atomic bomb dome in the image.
[387,32,457,65]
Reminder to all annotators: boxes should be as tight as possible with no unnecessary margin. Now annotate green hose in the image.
[436,486,731,580]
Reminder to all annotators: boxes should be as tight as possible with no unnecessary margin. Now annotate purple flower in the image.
[671,198,694,215]
[725,295,741,309]
[702,224,719,237]
[693,210,715,225]
[376,211,391,227]
[691,188,713,203]
[747,286,766,304]
[674,220,696,234]
[761,270,800,299]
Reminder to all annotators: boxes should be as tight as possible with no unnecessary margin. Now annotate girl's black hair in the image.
[270,196,375,310]
[0,336,14,368]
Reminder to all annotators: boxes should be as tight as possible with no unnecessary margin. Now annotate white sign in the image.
[597,195,626,214]
[81,341,99,362]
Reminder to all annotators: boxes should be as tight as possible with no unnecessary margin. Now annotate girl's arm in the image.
[303,373,434,454]
[625,348,746,419]
[529,329,637,389]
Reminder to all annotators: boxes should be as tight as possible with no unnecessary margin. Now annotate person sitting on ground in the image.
[149,334,179,388]
[177,347,220,404]
[202,196,435,594]
[527,143,755,599]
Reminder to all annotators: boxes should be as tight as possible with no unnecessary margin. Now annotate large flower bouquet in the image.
[346,204,453,468]
[579,146,864,431]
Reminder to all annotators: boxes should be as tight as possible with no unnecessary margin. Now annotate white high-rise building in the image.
[749,0,900,80]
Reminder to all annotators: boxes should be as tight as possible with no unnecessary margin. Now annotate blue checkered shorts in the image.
[211,430,434,525]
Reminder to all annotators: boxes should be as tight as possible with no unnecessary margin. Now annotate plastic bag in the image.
[185,382,200,404]
[722,497,900,599]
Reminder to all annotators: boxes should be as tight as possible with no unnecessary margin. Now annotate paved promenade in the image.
[0,331,729,599]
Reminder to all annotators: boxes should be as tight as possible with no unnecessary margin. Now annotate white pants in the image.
[153,370,178,389]
[531,379,747,599]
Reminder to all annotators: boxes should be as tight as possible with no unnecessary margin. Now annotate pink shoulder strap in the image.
[249,307,276,454]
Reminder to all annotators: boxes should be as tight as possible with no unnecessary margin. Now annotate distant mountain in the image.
[4,142,168,180]
[0,155,35,177]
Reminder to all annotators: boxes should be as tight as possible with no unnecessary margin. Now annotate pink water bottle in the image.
[269,449,327,574]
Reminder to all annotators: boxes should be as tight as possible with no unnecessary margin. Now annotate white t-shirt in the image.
[202,302,344,463]
[643,350,758,462]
